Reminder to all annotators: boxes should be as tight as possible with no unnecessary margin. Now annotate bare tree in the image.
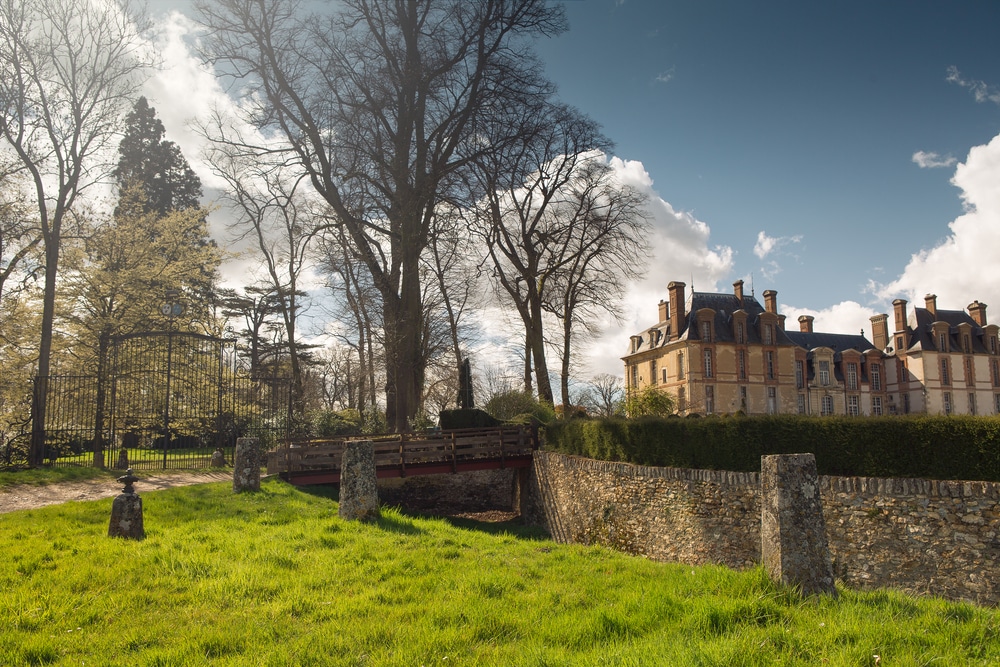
[469,102,611,405]
[579,373,626,419]
[543,156,650,410]
[195,0,563,431]
[0,0,152,463]
[206,146,321,415]
[320,224,383,413]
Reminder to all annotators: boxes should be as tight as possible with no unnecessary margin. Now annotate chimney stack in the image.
[668,281,686,339]
[968,301,988,327]
[798,315,814,333]
[777,314,787,331]
[924,294,937,319]
[870,314,889,350]
[733,279,744,303]
[893,299,908,333]
[658,299,668,323]
[763,289,778,314]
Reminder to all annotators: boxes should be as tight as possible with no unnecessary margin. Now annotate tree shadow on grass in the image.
[397,507,550,541]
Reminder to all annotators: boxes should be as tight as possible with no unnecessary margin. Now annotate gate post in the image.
[233,437,262,493]
[339,440,380,522]
[761,453,836,596]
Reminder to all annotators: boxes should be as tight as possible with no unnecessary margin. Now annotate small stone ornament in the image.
[118,468,139,493]
[108,467,145,540]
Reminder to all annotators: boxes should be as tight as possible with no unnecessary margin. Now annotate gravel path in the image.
[0,470,231,514]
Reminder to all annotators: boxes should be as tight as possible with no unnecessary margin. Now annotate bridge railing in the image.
[267,426,537,481]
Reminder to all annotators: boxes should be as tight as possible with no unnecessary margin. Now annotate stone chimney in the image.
[763,289,778,314]
[893,299,908,333]
[658,299,668,323]
[668,281,686,338]
[870,314,889,350]
[629,335,641,354]
[968,300,988,327]
[777,314,787,331]
[798,315,814,333]
[924,294,937,319]
[733,279,744,303]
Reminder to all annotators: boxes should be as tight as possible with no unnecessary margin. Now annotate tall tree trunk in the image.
[30,241,59,466]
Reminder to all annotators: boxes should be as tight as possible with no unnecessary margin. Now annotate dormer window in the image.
[939,333,948,352]
[763,323,773,345]
[736,322,745,345]
[818,360,830,386]
[701,320,712,342]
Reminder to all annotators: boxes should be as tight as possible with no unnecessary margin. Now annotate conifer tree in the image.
[114,97,203,215]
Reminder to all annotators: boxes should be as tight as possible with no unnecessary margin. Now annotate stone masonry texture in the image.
[761,454,836,596]
[524,451,1000,605]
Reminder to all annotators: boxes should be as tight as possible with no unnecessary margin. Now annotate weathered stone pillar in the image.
[108,468,144,540]
[233,437,261,493]
[211,447,227,468]
[338,440,380,522]
[115,447,129,470]
[761,453,836,596]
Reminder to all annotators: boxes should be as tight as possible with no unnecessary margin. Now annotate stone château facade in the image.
[623,280,1000,416]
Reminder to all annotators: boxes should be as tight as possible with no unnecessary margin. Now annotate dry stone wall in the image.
[525,451,1000,605]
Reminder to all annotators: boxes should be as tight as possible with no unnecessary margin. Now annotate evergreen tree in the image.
[113,97,203,215]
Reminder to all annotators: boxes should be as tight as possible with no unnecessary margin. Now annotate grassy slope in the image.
[0,479,997,666]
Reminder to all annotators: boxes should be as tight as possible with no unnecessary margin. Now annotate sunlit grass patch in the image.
[0,477,997,665]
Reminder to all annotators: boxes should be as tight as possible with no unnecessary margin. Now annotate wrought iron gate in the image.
[22,331,291,470]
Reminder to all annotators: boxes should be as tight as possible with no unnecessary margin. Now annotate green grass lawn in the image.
[1,478,997,666]
[0,466,117,490]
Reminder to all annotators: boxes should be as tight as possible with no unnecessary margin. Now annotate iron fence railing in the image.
[5,330,293,471]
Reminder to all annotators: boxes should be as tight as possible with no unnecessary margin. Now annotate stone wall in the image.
[525,451,1000,605]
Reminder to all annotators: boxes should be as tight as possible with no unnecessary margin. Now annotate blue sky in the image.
[143,0,1000,377]
[530,1,1000,347]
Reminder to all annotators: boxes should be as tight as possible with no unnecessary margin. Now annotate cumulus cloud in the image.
[582,157,734,377]
[946,66,1000,105]
[781,301,881,342]
[876,131,1000,311]
[912,150,957,169]
[753,230,801,259]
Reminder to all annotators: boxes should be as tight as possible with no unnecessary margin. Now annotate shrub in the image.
[543,414,1000,481]
[484,390,555,423]
[311,409,363,437]
[623,386,675,418]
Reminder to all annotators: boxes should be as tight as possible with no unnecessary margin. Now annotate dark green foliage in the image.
[310,409,363,437]
[439,408,501,430]
[483,390,556,423]
[114,97,202,215]
[544,414,1000,481]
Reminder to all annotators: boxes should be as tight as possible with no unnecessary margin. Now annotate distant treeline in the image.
[543,414,1000,482]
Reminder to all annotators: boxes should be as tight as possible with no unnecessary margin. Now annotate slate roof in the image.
[625,290,796,356]
[784,331,874,355]
[898,307,989,354]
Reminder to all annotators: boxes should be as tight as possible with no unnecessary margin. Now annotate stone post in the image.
[211,447,227,468]
[108,468,144,540]
[761,453,836,596]
[338,440,380,522]
[233,437,261,493]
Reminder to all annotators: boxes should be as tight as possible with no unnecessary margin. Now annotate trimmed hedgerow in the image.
[543,414,1000,481]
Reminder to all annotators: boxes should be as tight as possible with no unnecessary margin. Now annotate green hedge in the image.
[543,414,1000,481]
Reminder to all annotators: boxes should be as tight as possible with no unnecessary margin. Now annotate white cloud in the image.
[143,12,233,192]
[654,67,675,85]
[753,230,802,259]
[581,157,734,378]
[876,131,1000,312]
[912,150,957,169]
[946,66,1000,106]
[781,301,880,342]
